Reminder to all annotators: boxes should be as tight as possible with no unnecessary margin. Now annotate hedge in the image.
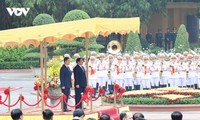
[0,61,39,69]
[104,97,200,105]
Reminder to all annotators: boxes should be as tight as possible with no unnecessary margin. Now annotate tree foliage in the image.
[125,31,142,53]
[174,24,190,53]
[0,0,169,29]
[62,9,90,22]
[32,13,55,26]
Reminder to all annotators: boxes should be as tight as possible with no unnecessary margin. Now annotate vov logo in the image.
[6,8,30,16]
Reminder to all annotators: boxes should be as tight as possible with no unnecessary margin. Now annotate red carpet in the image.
[99,107,120,120]
[0,87,23,94]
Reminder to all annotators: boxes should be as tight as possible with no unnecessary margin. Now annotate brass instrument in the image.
[159,62,163,80]
[186,61,191,80]
[133,62,138,80]
[108,62,111,79]
[107,40,121,54]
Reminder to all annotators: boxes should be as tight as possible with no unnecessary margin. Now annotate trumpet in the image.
[108,63,111,79]
[186,71,189,80]
[159,62,163,79]
[133,64,137,80]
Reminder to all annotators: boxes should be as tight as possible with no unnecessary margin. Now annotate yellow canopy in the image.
[0,17,140,48]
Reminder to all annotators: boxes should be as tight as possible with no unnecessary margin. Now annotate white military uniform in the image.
[150,61,160,87]
[196,62,200,88]
[168,62,179,87]
[141,61,151,89]
[106,60,116,85]
[159,61,170,87]
[132,60,142,90]
[114,62,125,87]
[96,60,107,87]
[88,61,98,88]
[124,60,134,90]
[186,61,195,87]
[177,61,187,87]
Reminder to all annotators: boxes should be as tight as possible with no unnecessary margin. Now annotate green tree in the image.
[62,9,90,22]
[125,31,142,53]
[174,24,190,53]
[32,13,55,25]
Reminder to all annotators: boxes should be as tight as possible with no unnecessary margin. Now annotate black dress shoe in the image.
[63,109,71,112]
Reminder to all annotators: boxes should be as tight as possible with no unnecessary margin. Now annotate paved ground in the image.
[1,69,200,120]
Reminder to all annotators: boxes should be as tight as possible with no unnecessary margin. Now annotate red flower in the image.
[33,85,38,91]
[44,88,48,94]
[120,88,126,94]
[99,88,105,95]
[4,89,9,95]
[114,84,120,91]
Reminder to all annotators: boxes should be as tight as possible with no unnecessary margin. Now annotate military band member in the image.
[150,54,159,88]
[197,60,200,88]
[97,53,107,91]
[194,55,200,88]
[141,55,151,90]
[169,55,179,87]
[88,56,98,98]
[123,54,134,91]
[158,53,169,87]
[132,54,142,90]
[186,54,195,88]
[106,54,115,94]
[177,55,187,87]
[114,56,125,88]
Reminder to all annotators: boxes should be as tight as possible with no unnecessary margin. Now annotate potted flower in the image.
[47,58,62,105]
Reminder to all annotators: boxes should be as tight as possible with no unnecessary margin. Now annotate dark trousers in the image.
[157,39,162,47]
[75,87,85,109]
[62,88,70,110]
[165,41,170,51]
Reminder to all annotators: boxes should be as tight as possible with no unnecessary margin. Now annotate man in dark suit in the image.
[60,57,72,112]
[156,29,163,47]
[165,28,171,51]
[73,58,87,109]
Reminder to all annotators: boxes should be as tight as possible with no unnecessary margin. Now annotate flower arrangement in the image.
[122,87,200,102]
[33,58,62,88]
[47,58,61,88]
[153,94,193,102]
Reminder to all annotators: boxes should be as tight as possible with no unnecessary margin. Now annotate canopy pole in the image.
[44,41,47,88]
[85,32,92,112]
[85,33,89,86]
[40,41,45,112]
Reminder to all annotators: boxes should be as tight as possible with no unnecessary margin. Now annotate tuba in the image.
[107,40,121,54]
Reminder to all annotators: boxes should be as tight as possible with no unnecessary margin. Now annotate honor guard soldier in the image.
[124,54,134,91]
[177,55,186,87]
[186,54,195,88]
[71,53,80,67]
[158,53,169,87]
[64,53,71,58]
[97,53,107,91]
[195,55,200,88]
[194,55,200,88]
[169,55,179,87]
[132,54,142,90]
[141,55,151,90]
[91,51,99,63]
[106,54,115,94]
[183,51,189,58]
[88,56,98,98]
[150,54,159,88]
[114,56,125,88]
